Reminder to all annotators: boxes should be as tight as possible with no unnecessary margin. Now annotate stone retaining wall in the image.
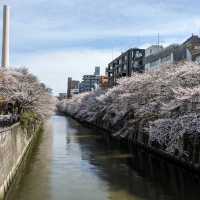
[0,123,40,199]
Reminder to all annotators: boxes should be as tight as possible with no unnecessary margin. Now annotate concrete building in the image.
[94,66,100,76]
[67,77,80,98]
[106,48,145,87]
[145,35,200,71]
[182,35,200,63]
[145,45,163,57]
[145,44,179,70]
[79,66,101,93]
[70,88,79,96]
[79,75,100,93]
[1,5,10,68]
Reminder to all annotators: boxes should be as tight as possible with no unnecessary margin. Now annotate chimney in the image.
[1,5,10,68]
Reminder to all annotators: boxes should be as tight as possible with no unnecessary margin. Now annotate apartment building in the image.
[106,48,145,87]
[67,77,80,98]
[145,35,200,71]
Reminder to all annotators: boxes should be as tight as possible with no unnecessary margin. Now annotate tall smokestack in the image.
[1,5,10,68]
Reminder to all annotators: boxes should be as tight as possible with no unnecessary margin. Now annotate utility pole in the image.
[112,47,114,60]
[1,5,10,68]
[157,32,160,46]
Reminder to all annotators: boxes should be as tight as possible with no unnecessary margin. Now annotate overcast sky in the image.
[0,0,200,94]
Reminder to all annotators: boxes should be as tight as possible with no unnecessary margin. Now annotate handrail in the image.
[0,114,20,128]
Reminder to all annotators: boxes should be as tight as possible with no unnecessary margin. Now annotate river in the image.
[8,115,200,200]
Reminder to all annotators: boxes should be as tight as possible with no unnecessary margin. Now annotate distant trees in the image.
[0,67,55,120]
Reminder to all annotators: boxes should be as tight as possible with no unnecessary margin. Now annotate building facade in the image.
[106,48,145,87]
[145,35,200,71]
[79,66,101,93]
[94,66,100,76]
[67,77,80,98]
[79,75,100,93]
[145,45,163,57]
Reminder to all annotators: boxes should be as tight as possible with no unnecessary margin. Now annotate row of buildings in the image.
[106,35,200,87]
[64,66,109,99]
[59,35,200,100]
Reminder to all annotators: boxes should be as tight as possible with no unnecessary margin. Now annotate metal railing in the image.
[0,114,20,128]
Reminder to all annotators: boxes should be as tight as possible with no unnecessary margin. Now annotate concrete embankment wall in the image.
[0,123,41,200]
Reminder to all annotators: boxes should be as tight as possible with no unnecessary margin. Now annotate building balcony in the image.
[107,68,114,73]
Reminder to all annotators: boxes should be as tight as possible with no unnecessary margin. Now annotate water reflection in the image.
[8,116,200,200]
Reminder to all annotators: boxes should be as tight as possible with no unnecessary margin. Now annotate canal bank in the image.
[60,112,200,174]
[0,122,42,200]
[7,116,200,200]
[57,62,200,174]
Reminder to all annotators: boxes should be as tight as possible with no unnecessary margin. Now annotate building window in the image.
[161,55,171,65]
[135,51,142,58]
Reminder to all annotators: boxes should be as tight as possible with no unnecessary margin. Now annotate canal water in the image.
[8,116,200,200]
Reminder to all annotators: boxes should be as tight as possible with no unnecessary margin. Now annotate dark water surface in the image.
[9,116,200,200]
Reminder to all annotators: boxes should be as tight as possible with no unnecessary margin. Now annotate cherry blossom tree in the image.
[58,62,200,158]
[0,67,55,120]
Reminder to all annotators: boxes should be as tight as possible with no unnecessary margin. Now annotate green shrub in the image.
[20,111,39,130]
